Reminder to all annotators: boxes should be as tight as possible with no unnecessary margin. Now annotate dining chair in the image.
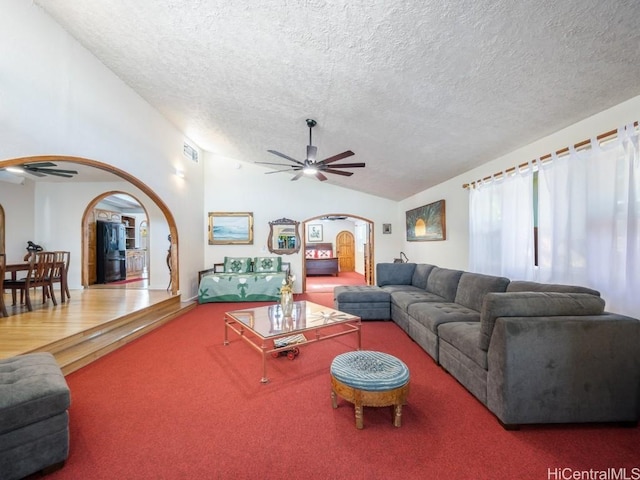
[50,251,70,303]
[0,253,8,317]
[4,251,57,311]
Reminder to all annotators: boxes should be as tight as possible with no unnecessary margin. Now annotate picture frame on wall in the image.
[382,223,392,234]
[307,224,323,242]
[405,199,446,241]
[208,212,254,245]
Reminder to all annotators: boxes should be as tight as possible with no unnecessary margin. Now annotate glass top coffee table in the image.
[224,300,361,383]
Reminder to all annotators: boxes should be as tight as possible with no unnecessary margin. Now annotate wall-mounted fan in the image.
[256,119,365,181]
[18,162,78,178]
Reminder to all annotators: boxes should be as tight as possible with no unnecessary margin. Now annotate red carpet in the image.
[49,295,639,479]
[108,277,145,285]
[305,271,365,293]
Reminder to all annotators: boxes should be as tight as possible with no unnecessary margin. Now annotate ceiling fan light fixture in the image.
[6,167,24,174]
[256,119,363,181]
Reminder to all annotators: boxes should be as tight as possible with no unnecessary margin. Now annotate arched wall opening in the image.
[81,191,151,287]
[0,155,179,295]
[301,213,374,292]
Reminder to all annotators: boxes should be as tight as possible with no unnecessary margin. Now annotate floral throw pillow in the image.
[223,256,252,273]
[254,256,282,273]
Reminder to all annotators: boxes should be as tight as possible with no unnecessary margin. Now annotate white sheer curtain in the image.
[469,163,535,278]
[537,125,640,316]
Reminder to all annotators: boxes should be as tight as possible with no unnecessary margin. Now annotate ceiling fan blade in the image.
[255,161,297,167]
[45,168,78,175]
[323,169,354,177]
[267,150,305,166]
[315,171,328,181]
[39,170,75,178]
[23,169,46,177]
[291,171,304,181]
[322,162,365,169]
[317,150,355,165]
[306,145,317,161]
[24,162,57,168]
[265,168,298,174]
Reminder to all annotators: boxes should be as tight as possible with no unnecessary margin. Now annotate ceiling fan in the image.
[256,119,365,181]
[6,162,79,178]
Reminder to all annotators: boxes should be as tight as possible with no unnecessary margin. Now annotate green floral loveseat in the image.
[198,256,289,303]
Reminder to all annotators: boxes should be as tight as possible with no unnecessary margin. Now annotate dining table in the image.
[3,258,68,308]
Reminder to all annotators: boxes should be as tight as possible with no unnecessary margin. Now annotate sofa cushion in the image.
[377,263,416,286]
[408,302,480,334]
[438,322,487,370]
[253,256,282,273]
[506,281,600,296]
[390,290,448,312]
[334,285,390,303]
[454,272,510,312]
[380,284,426,294]
[479,292,606,351]
[426,267,464,302]
[411,264,436,290]
[223,256,252,273]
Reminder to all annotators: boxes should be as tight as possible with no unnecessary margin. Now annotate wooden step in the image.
[31,296,195,375]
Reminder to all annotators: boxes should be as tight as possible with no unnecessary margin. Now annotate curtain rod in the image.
[461,121,639,189]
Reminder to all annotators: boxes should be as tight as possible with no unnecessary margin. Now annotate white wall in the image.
[0,181,36,262]
[0,1,204,299]
[399,94,640,271]
[203,155,400,292]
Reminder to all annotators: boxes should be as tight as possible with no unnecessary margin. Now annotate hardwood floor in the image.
[0,287,195,374]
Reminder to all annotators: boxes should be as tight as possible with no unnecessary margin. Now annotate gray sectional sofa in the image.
[334,263,640,428]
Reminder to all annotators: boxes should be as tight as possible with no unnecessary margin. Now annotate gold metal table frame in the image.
[224,300,361,383]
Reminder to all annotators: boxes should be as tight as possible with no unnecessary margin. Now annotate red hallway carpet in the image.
[49,295,639,480]
[305,271,366,293]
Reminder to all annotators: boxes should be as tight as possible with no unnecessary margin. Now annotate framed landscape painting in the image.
[405,200,446,241]
[208,212,254,245]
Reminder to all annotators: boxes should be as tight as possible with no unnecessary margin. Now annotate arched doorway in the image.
[302,213,374,292]
[0,155,179,295]
[336,230,355,272]
[82,191,150,287]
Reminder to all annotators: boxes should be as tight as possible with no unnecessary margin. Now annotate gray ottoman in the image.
[334,285,391,320]
[0,352,71,480]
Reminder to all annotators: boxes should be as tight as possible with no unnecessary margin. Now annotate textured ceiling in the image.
[33,0,640,200]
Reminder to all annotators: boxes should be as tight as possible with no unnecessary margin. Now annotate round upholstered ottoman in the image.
[330,350,410,429]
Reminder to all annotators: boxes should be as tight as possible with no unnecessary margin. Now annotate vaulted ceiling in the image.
[32,0,640,200]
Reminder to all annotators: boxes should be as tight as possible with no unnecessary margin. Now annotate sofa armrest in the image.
[479,292,605,350]
[486,314,640,426]
[198,267,217,284]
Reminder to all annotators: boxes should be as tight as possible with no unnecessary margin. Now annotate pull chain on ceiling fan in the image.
[256,119,365,181]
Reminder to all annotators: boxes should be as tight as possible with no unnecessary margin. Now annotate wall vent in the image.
[183,142,199,163]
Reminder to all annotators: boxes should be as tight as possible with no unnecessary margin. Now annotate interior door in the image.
[336,230,355,272]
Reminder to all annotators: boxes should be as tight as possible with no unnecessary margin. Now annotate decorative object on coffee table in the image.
[279,274,295,317]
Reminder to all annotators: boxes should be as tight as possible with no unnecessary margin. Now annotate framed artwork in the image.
[208,212,254,245]
[406,199,446,241]
[382,223,392,234]
[307,224,323,242]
